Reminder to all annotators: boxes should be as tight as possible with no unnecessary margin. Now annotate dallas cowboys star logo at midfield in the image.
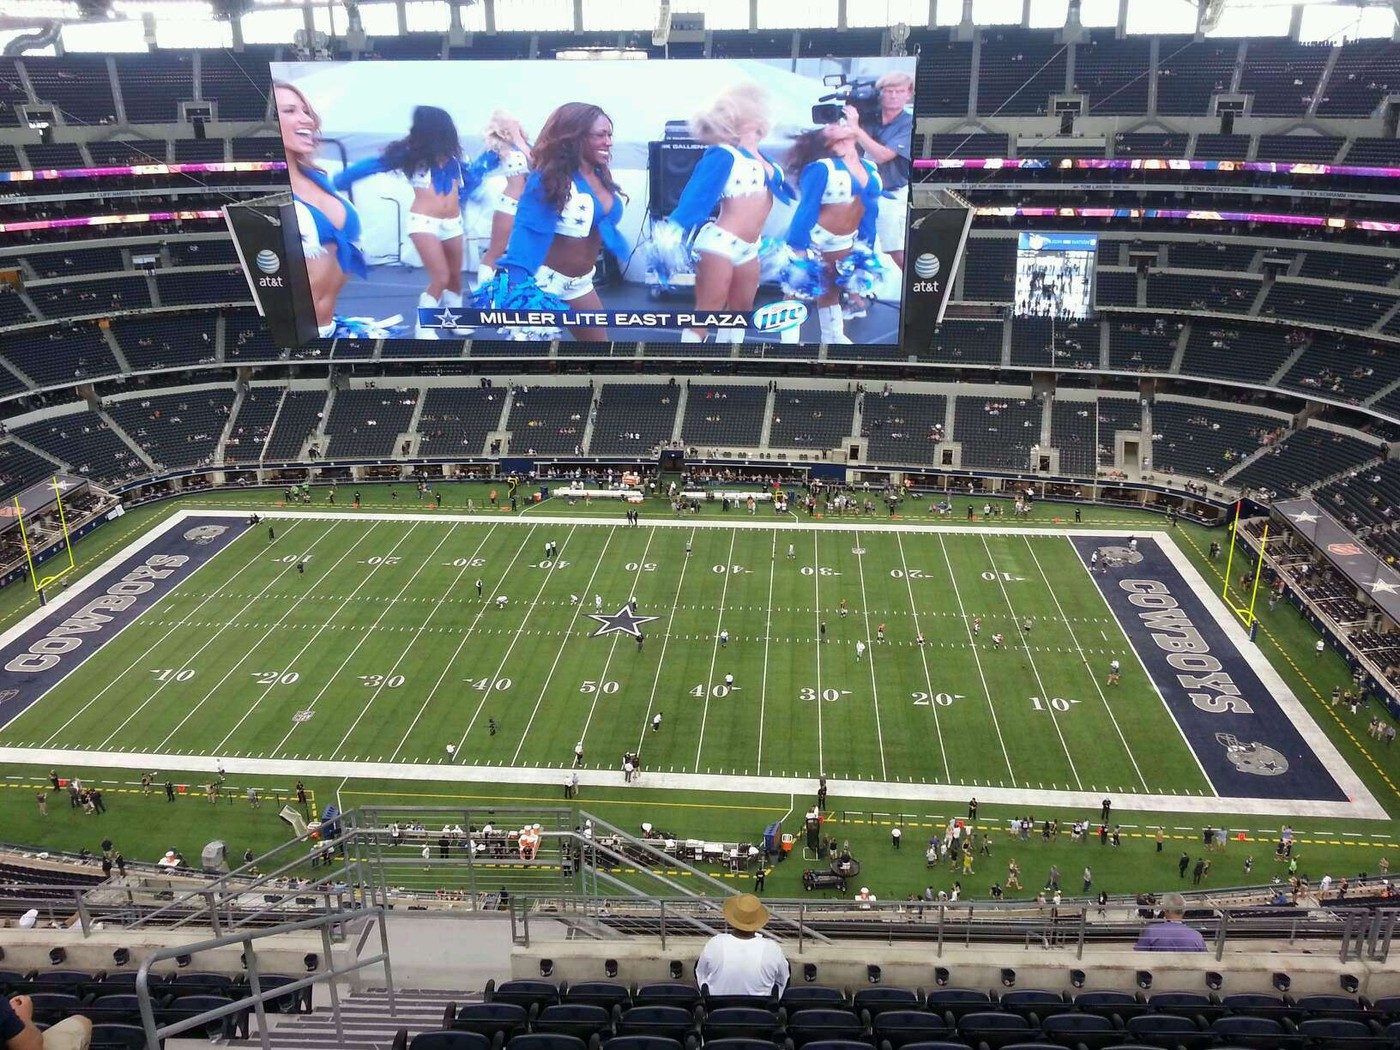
[586,604,660,639]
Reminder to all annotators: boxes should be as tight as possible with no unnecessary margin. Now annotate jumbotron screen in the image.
[269,57,917,344]
[1012,231,1098,320]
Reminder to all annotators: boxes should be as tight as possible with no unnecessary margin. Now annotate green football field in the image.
[0,510,1218,798]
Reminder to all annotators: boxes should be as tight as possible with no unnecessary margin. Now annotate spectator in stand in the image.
[3,992,92,1050]
[1134,892,1207,952]
[694,893,790,995]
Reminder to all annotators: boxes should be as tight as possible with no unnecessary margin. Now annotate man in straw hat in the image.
[694,893,790,996]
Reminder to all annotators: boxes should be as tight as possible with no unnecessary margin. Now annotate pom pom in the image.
[646,219,694,289]
[331,314,407,339]
[836,244,884,299]
[779,248,826,302]
[469,270,565,340]
[758,237,792,285]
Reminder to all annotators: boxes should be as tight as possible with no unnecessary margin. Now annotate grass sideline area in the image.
[0,483,1393,904]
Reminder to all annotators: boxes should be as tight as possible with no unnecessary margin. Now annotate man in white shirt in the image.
[695,894,790,997]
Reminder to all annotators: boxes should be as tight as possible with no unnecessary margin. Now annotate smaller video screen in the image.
[1013,231,1098,320]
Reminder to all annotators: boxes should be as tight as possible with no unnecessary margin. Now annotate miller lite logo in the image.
[752,300,808,334]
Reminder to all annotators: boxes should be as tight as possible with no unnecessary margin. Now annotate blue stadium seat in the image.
[486,979,561,1011]
[1289,994,1368,1022]
[167,972,236,998]
[406,1032,494,1050]
[854,989,923,1020]
[1209,1014,1297,1050]
[564,982,632,1011]
[1039,1011,1120,1050]
[701,1039,783,1050]
[635,986,702,1010]
[701,1007,783,1042]
[87,1024,151,1050]
[507,1034,588,1050]
[615,1005,698,1042]
[780,987,849,1013]
[1368,996,1400,1022]
[600,1036,684,1050]
[872,1008,951,1048]
[1075,991,1146,1022]
[700,992,779,1012]
[1122,1013,1210,1050]
[535,1004,616,1041]
[955,1011,1031,1050]
[257,973,312,1013]
[1220,992,1296,1022]
[449,1002,532,1042]
[1145,992,1218,1022]
[926,990,995,1023]
[157,993,247,1041]
[28,970,94,995]
[787,1009,870,1048]
[85,996,146,1026]
[1294,1017,1387,1050]
[27,993,83,1025]
[800,1041,881,1050]
[998,991,1070,1022]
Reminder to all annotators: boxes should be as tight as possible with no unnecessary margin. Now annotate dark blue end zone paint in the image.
[1073,536,1346,802]
[0,515,249,730]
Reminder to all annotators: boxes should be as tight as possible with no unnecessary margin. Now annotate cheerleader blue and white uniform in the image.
[472,149,531,215]
[292,168,368,337]
[786,156,882,254]
[493,170,627,301]
[669,144,793,264]
[334,157,474,240]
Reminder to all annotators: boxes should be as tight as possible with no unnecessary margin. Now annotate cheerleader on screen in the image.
[276,81,367,337]
[785,120,881,344]
[335,106,475,338]
[475,110,534,288]
[478,102,627,343]
[666,83,793,344]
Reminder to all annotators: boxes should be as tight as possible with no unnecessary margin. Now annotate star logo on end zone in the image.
[586,604,660,639]
[0,689,18,704]
[183,525,228,545]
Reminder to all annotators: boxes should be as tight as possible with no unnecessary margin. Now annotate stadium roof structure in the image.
[0,0,1396,54]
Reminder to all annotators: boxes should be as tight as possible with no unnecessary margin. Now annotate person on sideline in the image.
[1134,892,1207,951]
[694,893,790,996]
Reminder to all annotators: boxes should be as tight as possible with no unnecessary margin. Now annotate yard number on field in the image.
[580,680,620,694]
[359,674,405,688]
[801,566,840,576]
[800,687,851,702]
[151,668,194,682]
[253,671,299,685]
[690,683,735,697]
[469,677,512,691]
[1030,695,1080,712]
[912,691,961,706]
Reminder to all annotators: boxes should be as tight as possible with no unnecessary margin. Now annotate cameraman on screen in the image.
[843,71,914,270]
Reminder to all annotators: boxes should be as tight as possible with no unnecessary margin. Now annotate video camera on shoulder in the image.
[812,73,881,125]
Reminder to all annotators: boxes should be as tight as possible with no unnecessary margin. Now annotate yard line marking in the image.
[1066,535,1216,797]
[756,531,776,773]
[852,531,888,781]
[37,520,318,748]
[1022,536,1148,790]
[578,528,659,750]
[812,530,825,773]
[980,535,1081,789]
[896,532,949,780]
[282,522,466,756]
[509,527,619,766]
[693,529,738,768]
[388,522,531,761]
[634,530,699,759]
[937,533,1017,787]
[160,523,419,752]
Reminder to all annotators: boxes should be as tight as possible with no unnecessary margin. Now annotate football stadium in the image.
[2,0,1400,1046]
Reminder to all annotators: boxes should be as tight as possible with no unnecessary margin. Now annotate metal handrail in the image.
[135,905,393,1050]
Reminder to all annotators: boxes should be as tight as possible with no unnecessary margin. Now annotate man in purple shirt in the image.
[1134,892,1207,952]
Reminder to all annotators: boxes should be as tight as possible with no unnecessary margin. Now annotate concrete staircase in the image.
[229,988,464,1050]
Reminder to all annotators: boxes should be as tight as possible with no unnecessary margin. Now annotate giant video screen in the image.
[270,57,917,344]
[1012,232,1098,320]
